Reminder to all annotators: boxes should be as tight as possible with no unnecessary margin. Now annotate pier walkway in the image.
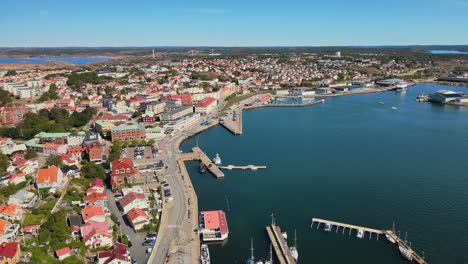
[179,147,224,178]
[266,225,296,264]
[311,217,383,238]
[311,218,427,264]
[219,165,267,170]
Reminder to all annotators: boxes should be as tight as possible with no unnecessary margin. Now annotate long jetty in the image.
[219,165,267,170]
[311,217,427,264]
[179,147,224,178]
[265,224,296,264]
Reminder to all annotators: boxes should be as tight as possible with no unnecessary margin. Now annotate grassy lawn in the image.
[23,214,45,226]
[223,91,268,110]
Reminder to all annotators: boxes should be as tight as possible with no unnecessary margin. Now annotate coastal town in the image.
[0,50,467,264]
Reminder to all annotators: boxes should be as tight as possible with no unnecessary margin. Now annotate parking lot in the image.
[123,145,158,162]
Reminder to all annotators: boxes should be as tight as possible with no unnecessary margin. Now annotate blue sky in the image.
[2,0,468,47]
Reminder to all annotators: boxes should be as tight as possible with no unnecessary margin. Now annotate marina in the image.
[181,84,468,264]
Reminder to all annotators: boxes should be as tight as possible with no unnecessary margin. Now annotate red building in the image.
[110,158,139,188]
[163,94,192,105]
[0,105,30,125]
[86,143,103,163]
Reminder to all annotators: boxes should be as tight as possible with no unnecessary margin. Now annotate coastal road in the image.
[151,123,208,264]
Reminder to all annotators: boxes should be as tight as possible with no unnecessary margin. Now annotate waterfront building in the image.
[118,191,150,214]
[429,90,463,103]
[195,97,217,115]
[145,126,165,140]
[199,210,229,241]
[160,106,193,121]
[111,124,146,142]
[163,113,200,134]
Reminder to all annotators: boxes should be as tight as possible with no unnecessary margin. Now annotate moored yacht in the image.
[399,245,413,261]
[246,238,255,264]
[264,244,273,264]
[324,223,332,232]
[200,244,210,264]
[356,229,364,239]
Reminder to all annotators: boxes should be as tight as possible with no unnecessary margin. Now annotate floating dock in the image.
[219,165,267,170]
[265,224,297,264]
[311,217,427,264]
[180,147,224,178]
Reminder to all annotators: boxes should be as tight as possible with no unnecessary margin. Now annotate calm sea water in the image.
[181,84,468,264]
[429,50,468,55]
[0,57,112,64]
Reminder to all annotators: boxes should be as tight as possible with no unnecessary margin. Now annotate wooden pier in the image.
[219,165,267,170]
[311,217,427,264]
[179,147,224,178]
[265,225,296,264]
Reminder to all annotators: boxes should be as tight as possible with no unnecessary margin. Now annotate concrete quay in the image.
[220,104,243,135]
[179,146,225,178]
[219,165,267,170]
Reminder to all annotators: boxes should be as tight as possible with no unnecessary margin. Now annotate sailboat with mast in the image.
[247,238,255,264]
[289,229,298,261]
[398,232,413,261]
[264,244,273,264]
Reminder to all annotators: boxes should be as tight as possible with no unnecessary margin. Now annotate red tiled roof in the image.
[81,205,105,222]
[196,97,216,107]
[202,210,229,235]
[83,192,107,204]
[37,165,59,184]
[55,247,70,257]
[0,242,19,259]
[118,191,146,208]
[126,207,148,222]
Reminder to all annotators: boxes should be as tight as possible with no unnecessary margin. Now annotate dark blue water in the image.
[429,50,468,55]
[181,84,468,264]
[0,57,112,64]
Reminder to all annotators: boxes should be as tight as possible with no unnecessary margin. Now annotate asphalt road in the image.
[106,189,151,264]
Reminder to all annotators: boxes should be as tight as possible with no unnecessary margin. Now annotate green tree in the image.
[0,90,13,106]
[81,161,106,179]
[0,153,9,173]
[38,83,59,102]
[5,70,17,76]
[108,141,122,162]
[25,149,38,159]
[45,155,64,168]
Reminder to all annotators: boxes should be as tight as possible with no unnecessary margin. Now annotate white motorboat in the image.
[213,153,222,165]
[391,106,398,110]
[324,223,332,232]
[356,229,364,239]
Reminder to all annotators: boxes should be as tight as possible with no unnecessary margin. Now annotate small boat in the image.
[200,244,210,264]
[282,232,288,240]
[199,163,207,173]
[399,245,413,261]
[356,229,364,239]
[246,238,255,264]
[289,229,299,261]
[378,101,385,105]
[391,106,398,110]
[324,223,332,232]
[213,153,222,165]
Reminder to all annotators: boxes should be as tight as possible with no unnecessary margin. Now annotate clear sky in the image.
[2,0,468,47]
